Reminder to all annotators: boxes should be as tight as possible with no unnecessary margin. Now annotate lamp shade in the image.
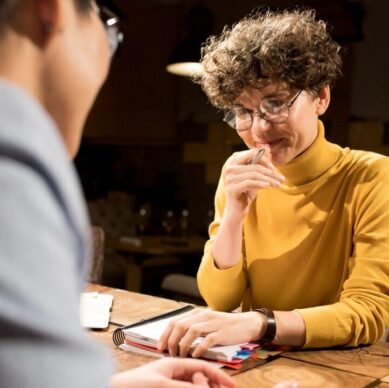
[166,4,213,78]
[166,62,203,77]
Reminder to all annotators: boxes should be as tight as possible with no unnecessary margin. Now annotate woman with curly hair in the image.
[159,8,389,357]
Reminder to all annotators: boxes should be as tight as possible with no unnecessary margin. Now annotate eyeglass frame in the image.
[95,0,125,58]
[223,89,303,132]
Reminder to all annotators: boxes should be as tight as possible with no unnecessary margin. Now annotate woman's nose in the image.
[250,114,272,136]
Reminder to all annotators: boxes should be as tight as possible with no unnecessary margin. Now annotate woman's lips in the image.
[257,138,284,148]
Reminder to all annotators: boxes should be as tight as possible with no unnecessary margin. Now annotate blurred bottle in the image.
[178,209,189,239]
[136,204,151,236]
[162,209,175,237]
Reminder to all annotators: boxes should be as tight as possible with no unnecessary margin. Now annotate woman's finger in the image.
[191,371,210,387]
[178,321,220,358]
[166,318,203,356]
[166,311,218,356]
[169,359,236,387]
[226,171,283,188]
[158,309,202,351]
[191,332,220,358]
[230,179,272,194]
[225,164,284,182]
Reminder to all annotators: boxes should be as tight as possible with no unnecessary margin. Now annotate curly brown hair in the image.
[198,8,342,109]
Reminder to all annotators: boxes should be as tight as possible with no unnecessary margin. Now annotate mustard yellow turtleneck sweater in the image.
[197,121,389,348]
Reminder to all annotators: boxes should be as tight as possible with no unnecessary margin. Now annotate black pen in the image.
[251,148,266,165]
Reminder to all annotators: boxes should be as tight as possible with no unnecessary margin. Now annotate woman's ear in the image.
[316,85,331,116]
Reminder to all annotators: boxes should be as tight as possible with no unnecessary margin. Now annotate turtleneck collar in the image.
[277,120,343,187]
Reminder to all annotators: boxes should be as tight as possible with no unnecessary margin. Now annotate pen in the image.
[251,148,265,165]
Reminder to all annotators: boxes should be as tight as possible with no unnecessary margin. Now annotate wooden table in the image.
[112,235,206,292]
[87,284,389,387]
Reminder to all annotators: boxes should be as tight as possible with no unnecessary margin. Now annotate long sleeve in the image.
[0,157,113,388]
[297,157,389,348]
[197,170,247,311]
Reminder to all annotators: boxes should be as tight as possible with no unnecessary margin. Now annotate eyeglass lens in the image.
[224,90,301,130]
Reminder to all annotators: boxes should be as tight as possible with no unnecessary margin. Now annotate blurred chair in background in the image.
[87,192,136,240]
[87,192,206,297]
[89,226,105,283]
[87,192,135,288]
[161,273,205,305]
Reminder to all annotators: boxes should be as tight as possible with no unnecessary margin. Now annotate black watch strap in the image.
[254,308,277,345]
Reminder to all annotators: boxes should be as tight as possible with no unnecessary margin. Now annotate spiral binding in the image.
[112,305,194,347]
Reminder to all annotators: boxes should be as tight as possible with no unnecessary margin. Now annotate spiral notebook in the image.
[112,305,261,367]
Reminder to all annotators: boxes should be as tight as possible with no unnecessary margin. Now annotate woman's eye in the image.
[266,99,284,109]
[233,107,250,117]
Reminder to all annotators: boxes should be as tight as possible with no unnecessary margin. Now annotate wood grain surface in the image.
[86,284,389,387]
[232,357,375,388]
[283,345,389,379]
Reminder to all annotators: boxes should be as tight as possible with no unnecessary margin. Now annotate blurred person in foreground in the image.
[0,0,235,387]
[158,8,389,358]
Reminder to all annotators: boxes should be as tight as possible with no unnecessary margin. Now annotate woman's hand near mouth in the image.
[223,147,284,218]
[210,147,285,270]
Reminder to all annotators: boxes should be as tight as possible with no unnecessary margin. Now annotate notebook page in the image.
[125,315,177,343]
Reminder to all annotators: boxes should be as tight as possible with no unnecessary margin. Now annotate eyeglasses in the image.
[223,90,302,132]
[95,0,124,58]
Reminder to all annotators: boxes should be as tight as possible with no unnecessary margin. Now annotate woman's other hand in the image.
[157,308,265,358]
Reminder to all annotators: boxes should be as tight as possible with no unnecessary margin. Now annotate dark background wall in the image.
[351,0,389,121]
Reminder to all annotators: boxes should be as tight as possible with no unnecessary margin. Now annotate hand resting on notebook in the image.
[158,308,265,358]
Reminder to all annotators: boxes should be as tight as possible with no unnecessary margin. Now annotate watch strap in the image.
[254,308,276,344]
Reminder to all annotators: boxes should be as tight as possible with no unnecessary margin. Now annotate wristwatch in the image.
[254,308,277,345]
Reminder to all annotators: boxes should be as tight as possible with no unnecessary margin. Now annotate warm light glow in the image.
[166,62,204,77]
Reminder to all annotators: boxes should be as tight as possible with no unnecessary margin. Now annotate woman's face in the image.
[233,82,328,166]
[43,0,111,157]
